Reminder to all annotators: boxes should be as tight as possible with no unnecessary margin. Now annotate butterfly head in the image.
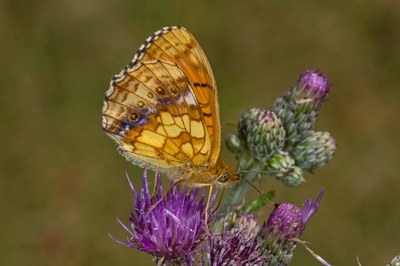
[212,159,242,188]
[215,170,242,187]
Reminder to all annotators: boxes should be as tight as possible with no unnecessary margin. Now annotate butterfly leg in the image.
[147,179,182,213]
[204,184,214,235]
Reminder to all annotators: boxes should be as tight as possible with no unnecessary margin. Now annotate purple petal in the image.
[302,187,324,223]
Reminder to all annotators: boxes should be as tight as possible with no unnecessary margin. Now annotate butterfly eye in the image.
[147,92,154,98]
[217,172,229,183]
[155,87,166,95]
[129,112,141,122]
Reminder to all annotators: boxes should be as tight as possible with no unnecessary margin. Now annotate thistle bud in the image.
[298,70,330,101]
[225,133,244,154]
[260,188,324,266]
[239,109,286,162]
[236,213,261,238]
[279,166,305,186]
[238,108,264,140]
[387,254,400,266]
[266,152,305,186]
[291,131,336,171]
[271,70,330,146]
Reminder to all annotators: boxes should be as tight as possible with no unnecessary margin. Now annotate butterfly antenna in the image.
[242,178,264,196]
[242,178,277,207]
[240,168,294,176]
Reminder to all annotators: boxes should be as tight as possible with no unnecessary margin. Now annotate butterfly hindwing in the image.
[102,59,212,173]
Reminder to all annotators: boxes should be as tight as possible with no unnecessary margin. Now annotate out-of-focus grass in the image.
[1,0,399,265]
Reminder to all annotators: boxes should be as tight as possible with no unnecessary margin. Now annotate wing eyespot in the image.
[156,87,166,95]
[129,112,141,122]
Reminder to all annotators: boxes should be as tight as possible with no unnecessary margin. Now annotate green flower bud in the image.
[271,70,330,146]
[291,131,336,171]
[236,213,261,238]
[238,108,263,140]
[239,109,286,162]
[225,133,244,154]
[266,151,295,174]
[387,254,400,266]
[266,152,305,186]
[279,166,304,186]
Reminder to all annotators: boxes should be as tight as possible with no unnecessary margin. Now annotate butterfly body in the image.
[102,26,241,188]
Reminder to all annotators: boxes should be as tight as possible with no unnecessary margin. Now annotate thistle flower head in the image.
[298,70,330,101]
[111,169,216,265]
[271,70,331,146]
[238,108,286,162]
[265,187,323,244]
[291,131,336,171]
[238,108,264,140]
[266,151,305,186]
[261,188,324,265]
[206,214,269,266]
[387,254,400,266]
[236,213,261,238]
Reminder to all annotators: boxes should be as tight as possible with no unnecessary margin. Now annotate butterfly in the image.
[102,26,241,189]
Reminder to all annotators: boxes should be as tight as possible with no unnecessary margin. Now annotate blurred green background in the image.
[1,0,400,265]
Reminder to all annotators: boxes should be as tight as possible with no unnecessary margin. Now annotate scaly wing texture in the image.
[102,26,221,173]
[127,26,221,166]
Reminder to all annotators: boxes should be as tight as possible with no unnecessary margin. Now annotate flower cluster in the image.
[111,170,327,265]
[228,70,336,186]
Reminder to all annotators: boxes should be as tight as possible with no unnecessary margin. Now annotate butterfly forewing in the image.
[134,27,221,165]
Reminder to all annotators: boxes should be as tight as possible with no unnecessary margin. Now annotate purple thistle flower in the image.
[298,70,330,101]
[206,214,270,266]
[261,188,324,265]
[271,70,331,146]
[265,187,323,246]
[110,169,216,265]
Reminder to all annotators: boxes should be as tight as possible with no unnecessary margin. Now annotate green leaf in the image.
[245,190,276,213]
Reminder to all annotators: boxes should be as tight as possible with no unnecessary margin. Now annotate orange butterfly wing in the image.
[131,26,221,166]
[102,26,221,177]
